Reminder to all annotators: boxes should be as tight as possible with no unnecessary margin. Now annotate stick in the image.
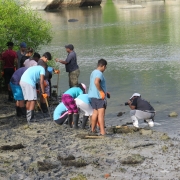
[44,98,53,121]
[36,100,45,118]
[56,72,60,99]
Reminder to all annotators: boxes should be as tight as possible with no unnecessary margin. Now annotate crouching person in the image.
[20,65,47,123]
[61,83,86,129]
[75,94,93,129]
[10,67,28,117]
[128,93,155,128]
[53,103,68,125]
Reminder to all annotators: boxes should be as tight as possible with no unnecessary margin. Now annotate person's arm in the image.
[128,99,136,110]
[55,58,68,64]
[94,78,105,99]
[40,75,45,94]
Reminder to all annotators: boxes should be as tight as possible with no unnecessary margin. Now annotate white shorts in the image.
[75,98,93,116]
[20,81,37,101]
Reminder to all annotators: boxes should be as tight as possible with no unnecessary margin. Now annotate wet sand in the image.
[0,96,180,180]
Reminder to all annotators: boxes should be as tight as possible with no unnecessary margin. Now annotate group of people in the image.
[1,41,156,136]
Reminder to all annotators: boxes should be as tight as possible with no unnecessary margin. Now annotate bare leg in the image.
[26,101,35,110]
[19,100,25,108]
[97,108,106,135]
[91,109,98,132]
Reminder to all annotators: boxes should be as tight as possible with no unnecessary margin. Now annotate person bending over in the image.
[56,44,80,88]
[24,52,40,68]
[61,83,86,129]
[53,102,68,125]
[88,59,110,136]
[20,65,47,123]
[75,94,93,129]
[10,67,28,117]
[127,93,155,128]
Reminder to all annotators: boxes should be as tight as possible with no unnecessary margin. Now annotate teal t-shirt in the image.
[20,66,45,87]
[53,102,68,120]
[76,94,91,104]
[88,69,107,99]
[64,87,83,98]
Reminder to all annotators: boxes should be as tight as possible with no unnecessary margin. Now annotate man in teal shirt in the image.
[88,59,110,135]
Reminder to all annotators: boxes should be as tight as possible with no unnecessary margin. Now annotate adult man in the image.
[2,42,18,101]
[56,44,80,88]
[127,93,155,128]
[10,67,28,116]
[24,52,40,68]
[17,42,27,69]
[20,65,47,123]
[88,59,109,135]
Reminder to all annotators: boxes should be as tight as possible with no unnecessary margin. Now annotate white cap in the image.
[81,83,86,93]
[130,93,141,99]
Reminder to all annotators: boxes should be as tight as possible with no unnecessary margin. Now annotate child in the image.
[61,83,86,128]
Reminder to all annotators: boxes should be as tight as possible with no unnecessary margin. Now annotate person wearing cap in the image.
[75,94,93,129]
[127,93,155,128]
[17,42,27,69]
[56,44,80,88]
[61,83,86,129]
[20,65,47,123]
[88,59,110,136]
[2,42,18,101]
[20,48,34,68]
[24,52,40,68]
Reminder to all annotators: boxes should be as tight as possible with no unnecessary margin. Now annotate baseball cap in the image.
[20,42,27,48]
[130,93,141,100]
[65,44,74,50]
[7,42,14,47]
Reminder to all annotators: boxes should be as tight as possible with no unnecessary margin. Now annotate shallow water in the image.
[39,0,180,136]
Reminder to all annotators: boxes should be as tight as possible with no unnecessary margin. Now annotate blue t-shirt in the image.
[76,94,91,104]
[20,66,45,87]
[64,87,83,98]
[88,69,107,99]
[53,102,68,120]
[10,67,28,85]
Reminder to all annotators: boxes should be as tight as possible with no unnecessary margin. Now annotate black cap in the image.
[7,42,14,47]
[43,52,52,60]
[65,44,74,50]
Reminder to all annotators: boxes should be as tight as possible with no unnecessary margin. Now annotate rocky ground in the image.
[0,95,180,180]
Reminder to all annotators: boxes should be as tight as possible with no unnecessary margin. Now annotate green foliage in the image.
[0,0,52,52]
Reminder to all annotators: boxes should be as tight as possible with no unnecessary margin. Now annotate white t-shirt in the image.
[24,59,37,68]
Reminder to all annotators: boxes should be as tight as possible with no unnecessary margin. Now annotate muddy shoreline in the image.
[0,95,180,180]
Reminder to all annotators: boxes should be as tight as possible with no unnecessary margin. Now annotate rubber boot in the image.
[41,103,48,113]
[26,110,34,123]
[16,106,22,117]
[68,114,73,128]
[8,91,13,102]
[20,107,26,116]
[82,116,89,129]
[73,114,79,129]
[131,115,139,128]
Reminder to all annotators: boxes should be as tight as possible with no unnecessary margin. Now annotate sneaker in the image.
[133,120,139,128]
[148,120,154,127]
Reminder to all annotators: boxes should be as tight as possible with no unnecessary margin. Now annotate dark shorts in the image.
[91,98,106,110]
[4,68,14,85]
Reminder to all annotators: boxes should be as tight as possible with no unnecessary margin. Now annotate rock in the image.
[0,144,25,150]
[37,161,58,171]
[107,126,139,134]
[68,19,78,22]
[106,158,115,164]
[117,112,125,117]
[70,174,87,180]
[168,112,178,117]
[121,154,145,165]
[139,129,153,136]
[160,133,170,141]
[162,145,168,153]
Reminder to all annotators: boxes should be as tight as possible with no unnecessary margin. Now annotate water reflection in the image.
[39,0,180,135]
